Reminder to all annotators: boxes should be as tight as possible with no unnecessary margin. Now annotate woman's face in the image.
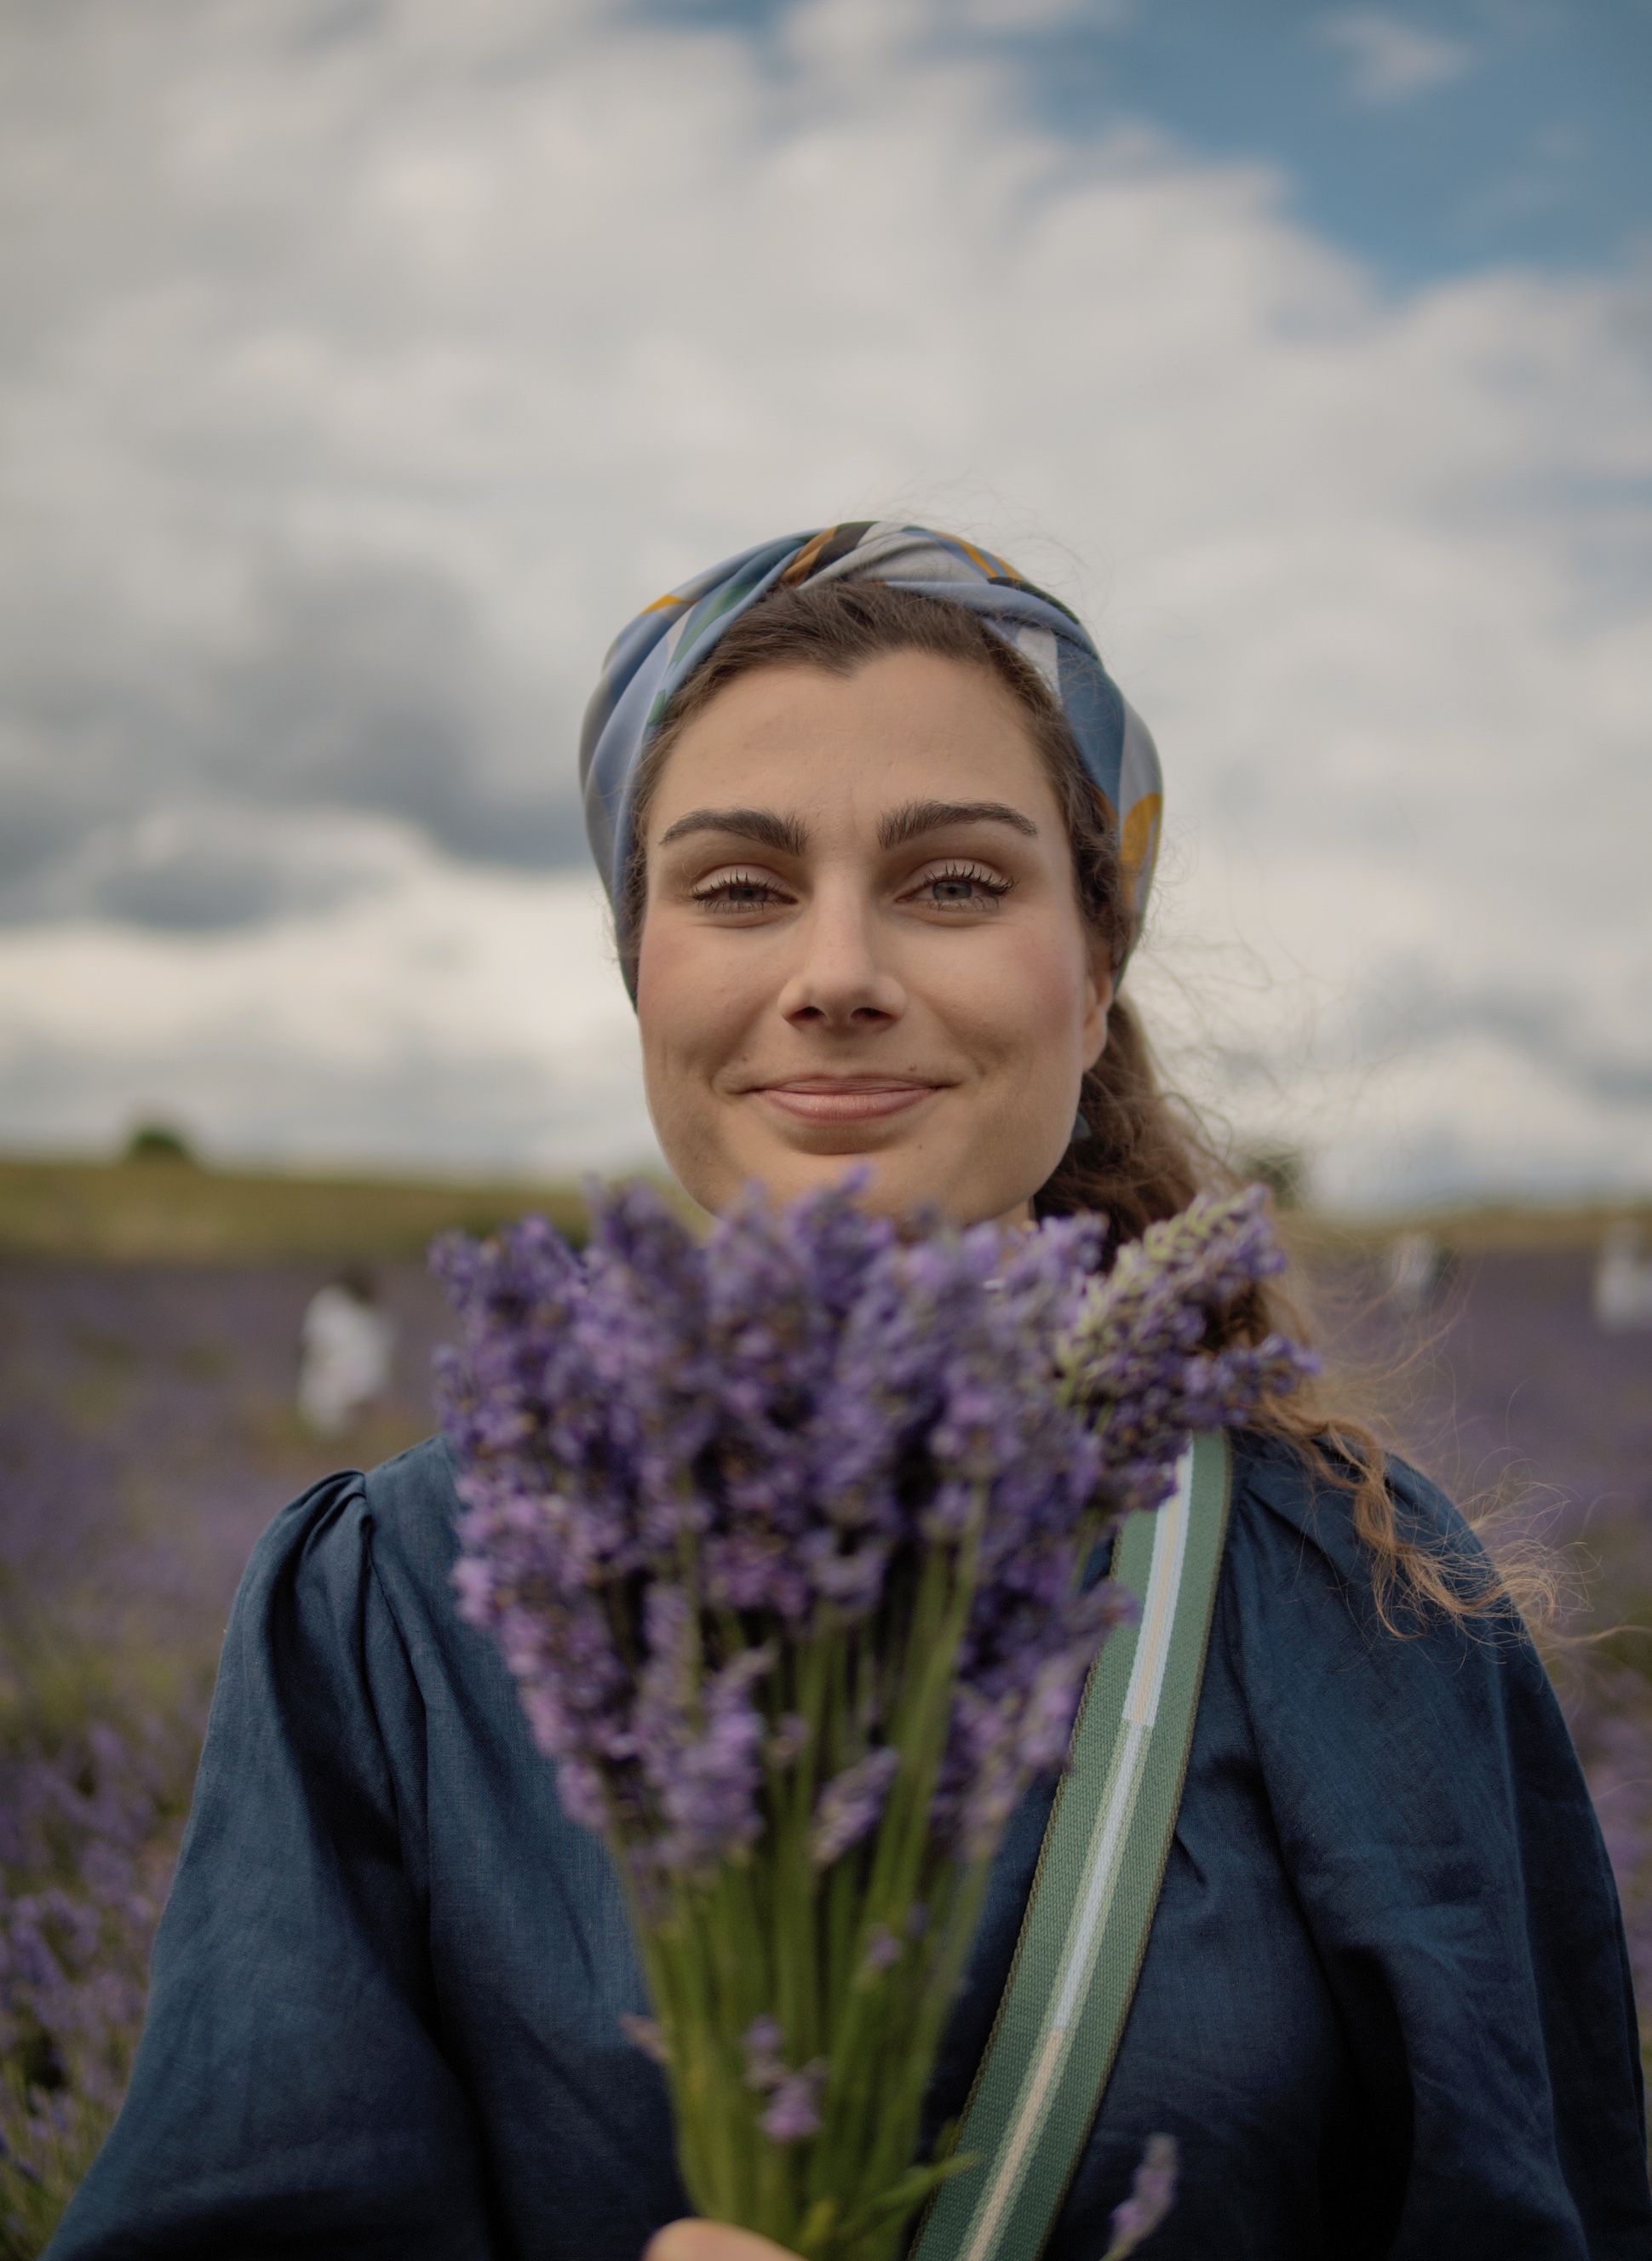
[635,649,1111,1227]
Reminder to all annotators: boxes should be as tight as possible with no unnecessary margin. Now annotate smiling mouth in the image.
[753,1078,944,1125]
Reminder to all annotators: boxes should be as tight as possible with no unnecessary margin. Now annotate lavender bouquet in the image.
[435,1180,1310,2261]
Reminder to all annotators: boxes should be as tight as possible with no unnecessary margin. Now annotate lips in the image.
[753,1078,944,1125]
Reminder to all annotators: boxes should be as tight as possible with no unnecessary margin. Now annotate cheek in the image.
[634,917,757,1076]
[633,919,676,1036]
[939,922,1092,1059]
[634,926,698,1073]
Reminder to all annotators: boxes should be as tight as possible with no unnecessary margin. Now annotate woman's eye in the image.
[691,872,787,912]
[906,865,1011,910]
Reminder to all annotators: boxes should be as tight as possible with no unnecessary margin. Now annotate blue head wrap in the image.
[579,521,1162,985]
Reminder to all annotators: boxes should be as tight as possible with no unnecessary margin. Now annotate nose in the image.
[776,879,906,1034]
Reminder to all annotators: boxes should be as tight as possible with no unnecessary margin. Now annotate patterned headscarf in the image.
[579,521,1162,983]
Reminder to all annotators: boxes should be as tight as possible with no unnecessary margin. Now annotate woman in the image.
[50,525,1650,2258]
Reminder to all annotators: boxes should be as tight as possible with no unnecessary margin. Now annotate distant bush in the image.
[121,1125,196,1166]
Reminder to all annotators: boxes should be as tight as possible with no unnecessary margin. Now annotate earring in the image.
[1070,1108,1092,1146]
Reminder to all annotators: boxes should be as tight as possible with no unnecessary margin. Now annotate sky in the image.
[0,0,1649,1206]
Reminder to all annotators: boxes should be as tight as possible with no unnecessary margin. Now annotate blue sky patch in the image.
[644,0,1652,284]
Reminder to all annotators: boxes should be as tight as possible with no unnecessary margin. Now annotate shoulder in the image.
[233,1433,462,1623]
[1226,1426,1476,1594]
[1216,1429,1569,1782]
[362,1431,465,1581]
[218,1433,515,1767]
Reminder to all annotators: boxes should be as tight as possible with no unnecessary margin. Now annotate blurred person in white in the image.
[296,1267,395,1432]
[1594,1223,1652,1333]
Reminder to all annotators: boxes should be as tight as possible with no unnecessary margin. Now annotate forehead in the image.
[645,650,1058,835]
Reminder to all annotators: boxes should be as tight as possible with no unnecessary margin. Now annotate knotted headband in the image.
[579,521,1162,984]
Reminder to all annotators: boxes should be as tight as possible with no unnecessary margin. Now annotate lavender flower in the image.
[630,1590,774,1876]
[439,1180,1131,1874]
[437,1174,1307,2256]
[760,2063,827,2144]
[742,2018,827,2141]
[859,1926,903,1976]
[439,1181,1315,1886]
[767,1714,812,1767]
[809,1751,901,1868]
[1059,1188,1320,1529]
[1104,2132,1178,2256]
[743,2015,787,2091]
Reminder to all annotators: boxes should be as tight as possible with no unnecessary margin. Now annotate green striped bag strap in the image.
[914,1431,1232,2261]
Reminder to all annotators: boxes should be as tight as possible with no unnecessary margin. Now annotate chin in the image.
[769,1145,1020,1228]
[668,1112,1052,1228]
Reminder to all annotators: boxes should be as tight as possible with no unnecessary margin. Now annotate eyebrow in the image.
[654,798,1039,858]
[877,800,1038,849]
[657,807,811,856]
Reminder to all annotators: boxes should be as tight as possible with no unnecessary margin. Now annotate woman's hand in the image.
[645,2218,803,2261]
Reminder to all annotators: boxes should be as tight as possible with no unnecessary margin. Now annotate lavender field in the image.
[1,1221,1649,2252]
[0,1253,454,2252]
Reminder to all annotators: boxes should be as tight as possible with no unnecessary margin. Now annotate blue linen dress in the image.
[48,1432,1652,2259]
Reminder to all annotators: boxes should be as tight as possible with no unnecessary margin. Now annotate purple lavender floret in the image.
[809,1750,901,1868]
[743,2014,787,2091]
[1105,2132,1178,2255]
[760,2062,828,2143]
[437,1177,1305,1880]
[1060,1187,1320,1526]
[741,2017,827,2141]
[860,1925,903,1974]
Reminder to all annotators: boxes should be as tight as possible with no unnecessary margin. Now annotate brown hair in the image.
[621,577,1537,1631]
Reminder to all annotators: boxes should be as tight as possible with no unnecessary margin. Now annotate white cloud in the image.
[0,0,1648,1202]
[1314,11,1474,106]
[0,839,656,1173]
